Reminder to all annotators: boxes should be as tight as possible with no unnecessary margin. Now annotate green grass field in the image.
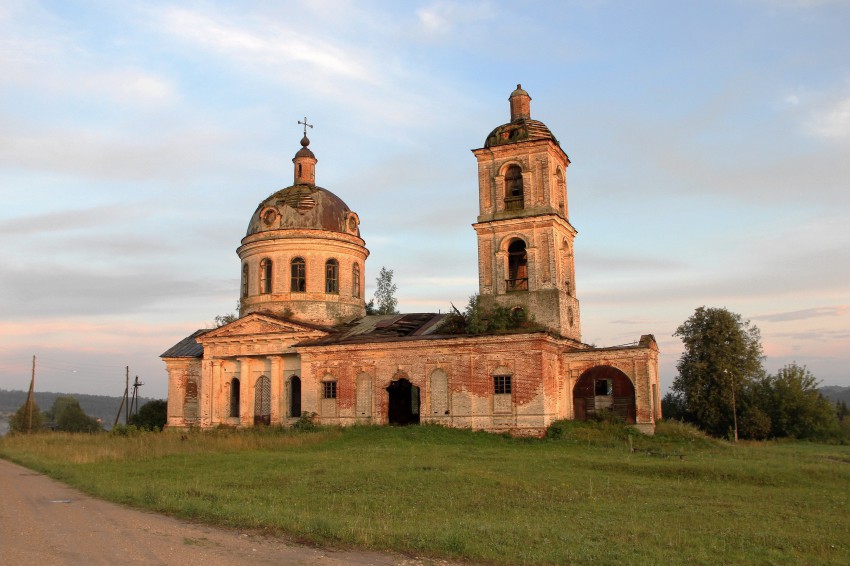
[2,422,849,565]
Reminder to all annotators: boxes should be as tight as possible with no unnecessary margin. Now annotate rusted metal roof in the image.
[484,118,560,148]
[160,329,208,358]
[300,313,448,346]
[245,184,356,237]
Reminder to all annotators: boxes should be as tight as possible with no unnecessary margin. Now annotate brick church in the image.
[162,86,662,435]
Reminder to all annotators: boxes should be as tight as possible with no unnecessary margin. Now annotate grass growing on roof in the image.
[1,422,849,565]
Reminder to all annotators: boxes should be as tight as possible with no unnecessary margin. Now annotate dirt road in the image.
[0,459,451,566]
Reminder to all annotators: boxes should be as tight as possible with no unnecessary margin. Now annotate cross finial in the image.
[298,116,313,137]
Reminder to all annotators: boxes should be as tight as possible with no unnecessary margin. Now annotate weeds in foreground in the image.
[1,421,848,565]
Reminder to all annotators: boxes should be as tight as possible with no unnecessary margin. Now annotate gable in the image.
[198,313,330,341]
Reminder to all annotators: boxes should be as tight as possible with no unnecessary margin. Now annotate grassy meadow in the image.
[1,421,849,565]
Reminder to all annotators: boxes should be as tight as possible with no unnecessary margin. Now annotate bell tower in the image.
[472,85,581,340]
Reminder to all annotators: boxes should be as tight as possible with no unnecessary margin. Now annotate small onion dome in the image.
[294,134,315,159]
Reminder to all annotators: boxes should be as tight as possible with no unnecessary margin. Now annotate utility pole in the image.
[130,375,143,416]
[26,355,36,433]
[124,366,129,425]
[113,367,130,427]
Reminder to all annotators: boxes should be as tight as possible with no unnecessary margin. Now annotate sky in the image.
[1,0,848,400]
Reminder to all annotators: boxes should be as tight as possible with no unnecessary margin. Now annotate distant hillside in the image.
[820,386,850,405]
[0,389,162,424]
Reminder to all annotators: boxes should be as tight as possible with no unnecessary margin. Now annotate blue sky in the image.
[1,0,848,399]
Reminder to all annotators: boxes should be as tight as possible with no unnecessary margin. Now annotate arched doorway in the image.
[254,375,271,425]
[573,366,636,423]
[387,377,420,425]
[229,378,240,418]
[288,375,301,418]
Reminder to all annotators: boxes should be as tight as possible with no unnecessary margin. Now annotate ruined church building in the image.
[162,86,662,435]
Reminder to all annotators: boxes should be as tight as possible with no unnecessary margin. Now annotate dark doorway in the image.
[289,375,301,418]
[387,378,420,425]
[573,366,636,423]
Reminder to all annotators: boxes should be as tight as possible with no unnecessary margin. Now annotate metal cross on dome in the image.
[298,117,313,136]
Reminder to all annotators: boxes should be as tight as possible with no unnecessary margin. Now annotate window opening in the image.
[260,258,272,294]
[291,257,306,292]
[595,379,612,396]
[504,165,524,210]
[507,239,528,291]
[352,263,361,298]
[322,380,337,399]
[325,259,339,293]
[241,264,249,298]
[494,375,512,395]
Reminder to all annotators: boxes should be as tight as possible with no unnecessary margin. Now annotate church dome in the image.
[245,131,360,238]
[246,184,357,236]
[484,119,559,148]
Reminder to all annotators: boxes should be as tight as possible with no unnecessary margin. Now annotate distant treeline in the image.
[0,389,162,423]
[820,386,850,405]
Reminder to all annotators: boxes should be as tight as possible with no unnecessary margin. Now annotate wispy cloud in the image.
[156,7,375,83]
[753,305,849,322]
[417,1,497,35]
[807,95,850,140]
[0,205,134,235]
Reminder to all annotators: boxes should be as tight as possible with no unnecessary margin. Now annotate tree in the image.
[372,266,398,315]
[757,363,839,440]
[128,399,168,430]
[672,307,765,438]
[9,400,44,433]
[438,294,537,335]
[214,301,240,327]
[47,396,101,433]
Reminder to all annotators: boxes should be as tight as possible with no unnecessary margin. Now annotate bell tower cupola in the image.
[471,86,581,340]
[293,117,317,185]
[509,84,531,120]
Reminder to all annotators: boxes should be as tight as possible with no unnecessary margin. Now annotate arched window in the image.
[507,239,528,291]
[290,257,306,292]
[229,378,240,418]
[259,258,272,294]
[352,263,361,298]
[241,264,249,298]
[504,165,524,210]
[325,259,339,293]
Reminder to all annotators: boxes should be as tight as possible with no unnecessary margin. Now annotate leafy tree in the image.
[756,363,839,440]
[48,395,102,433]
[661,391,687,421]
[9,400,44,433]
[364,299,377,315]
[214,301,240,327]
[129,399,168,430]
[672,307,765,438]
[372,266,398,315]
[44,395,78,422]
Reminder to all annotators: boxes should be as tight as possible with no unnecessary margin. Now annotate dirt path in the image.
[0,459,453,566]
